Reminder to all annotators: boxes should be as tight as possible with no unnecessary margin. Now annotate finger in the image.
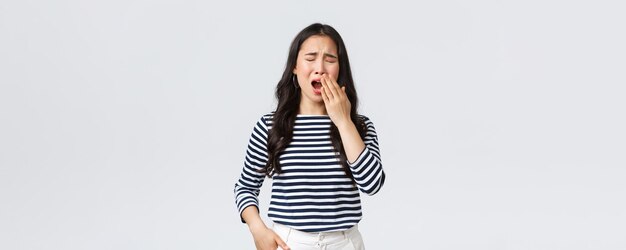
[331,77,347,100]
[275,236,290,250]
[321,76,334,100]
[321,86,330,103]
[323,74,340,100]
[329,74,342,89]
[326,74,342,92]
[323,74,340,98]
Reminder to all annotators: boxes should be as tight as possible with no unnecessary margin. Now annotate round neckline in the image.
[296,114,329,117]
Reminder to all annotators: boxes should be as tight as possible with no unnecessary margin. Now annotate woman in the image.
[234,23,385,250]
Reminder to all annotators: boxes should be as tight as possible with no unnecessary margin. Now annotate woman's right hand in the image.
[242,206,289,249]
[250,225,290,250]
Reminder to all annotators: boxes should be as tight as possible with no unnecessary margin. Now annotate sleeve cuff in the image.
[239,204,259,223]
[347,147,370,168]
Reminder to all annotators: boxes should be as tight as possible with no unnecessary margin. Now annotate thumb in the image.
[342,86,346,92]
[276,236,290,250]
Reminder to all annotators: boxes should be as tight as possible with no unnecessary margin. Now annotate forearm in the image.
[336,121,366,164]
[337,118,386,195]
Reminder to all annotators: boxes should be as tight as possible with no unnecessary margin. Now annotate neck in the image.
[298,99,327,115]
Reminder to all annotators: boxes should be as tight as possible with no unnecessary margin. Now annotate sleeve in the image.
[234,115,270,223]
[347,115,386,195]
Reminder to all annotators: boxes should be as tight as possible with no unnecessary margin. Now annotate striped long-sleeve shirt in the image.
[234,112,385,233]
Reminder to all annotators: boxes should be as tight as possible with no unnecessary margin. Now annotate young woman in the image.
[234,23,386,250]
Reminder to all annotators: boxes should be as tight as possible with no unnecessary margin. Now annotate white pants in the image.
[272,223,365,250]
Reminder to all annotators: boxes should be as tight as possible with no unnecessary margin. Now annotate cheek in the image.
[326,67,339,80]
[331,69,340,81]
[296,61,313,72]
[294,61,304,74]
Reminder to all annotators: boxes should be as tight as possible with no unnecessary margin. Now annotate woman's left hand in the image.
[320,73,352,128]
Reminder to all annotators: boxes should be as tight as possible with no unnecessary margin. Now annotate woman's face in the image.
[293,35,340,103]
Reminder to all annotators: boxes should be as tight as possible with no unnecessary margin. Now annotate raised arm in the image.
[337,116,386,195]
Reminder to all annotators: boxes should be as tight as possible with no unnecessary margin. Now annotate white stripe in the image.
[269,203,361,210]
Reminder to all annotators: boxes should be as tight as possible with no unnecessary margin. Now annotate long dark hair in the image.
[259,23,367,182]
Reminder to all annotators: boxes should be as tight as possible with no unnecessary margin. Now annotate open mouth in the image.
[311,80,322,90]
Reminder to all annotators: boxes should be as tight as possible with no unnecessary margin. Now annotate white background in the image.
[1,0,625,249]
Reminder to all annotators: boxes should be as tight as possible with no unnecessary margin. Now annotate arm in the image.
[336,121,365,164]
[319,73,386,195]
[337,116,386,195]
[234,116,269,222]
[234,115,290,250]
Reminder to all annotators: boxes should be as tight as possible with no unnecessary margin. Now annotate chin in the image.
[311,97,324,103]
[304,94,324,103]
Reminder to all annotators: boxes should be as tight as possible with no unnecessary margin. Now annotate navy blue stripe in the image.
[279,155,337,161]
[273,174,348,180]
[268,212,362,220]
[270,199,361,207]
[272,181,353,187]
[271,187,358,193]
[271,193,359,200]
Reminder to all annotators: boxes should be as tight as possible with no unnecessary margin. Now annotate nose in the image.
[313,58,326,75]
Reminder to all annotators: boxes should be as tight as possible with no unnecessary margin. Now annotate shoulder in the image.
[255,111,275,128]
[356,114,371,122]
[262,111,275,122]
[356,114,376,128]
[355,114,379,138]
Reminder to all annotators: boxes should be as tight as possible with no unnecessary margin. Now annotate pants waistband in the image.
[272,223,358,244]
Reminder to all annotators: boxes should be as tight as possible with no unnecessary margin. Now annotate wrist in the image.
[336,119,355,131]
[247,221,267,233]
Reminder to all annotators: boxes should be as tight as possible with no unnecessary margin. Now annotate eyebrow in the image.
[304,52,338,59]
